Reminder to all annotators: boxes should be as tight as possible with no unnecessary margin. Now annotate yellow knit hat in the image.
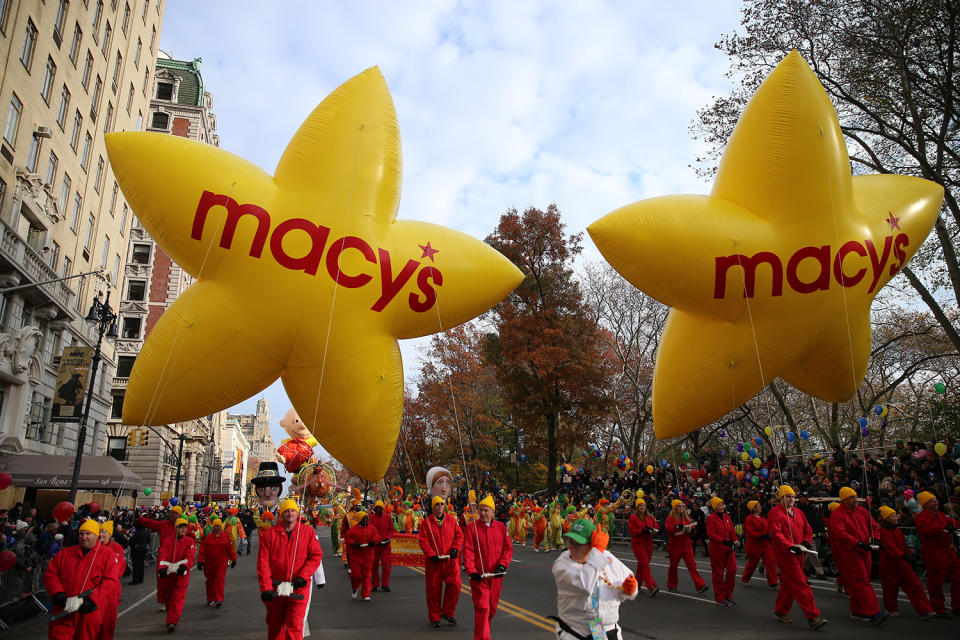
[431,496,445,508]
[278,499,300,514]
[746,500,759,513]
[100,520,114,535]
[827,502,840,512]
[671,499,682,508]
[479,494,496,510]
[709,496,724,511]
[838,486,857,500]
[778,485,796,499]
[916,491,935,507]
[211,518,223,527]
[170,506,183,515]
[374,500,384,508]
[878,506,896,520]
[174,518,188,527]
[635,498,645,507]
[79,519,100,536]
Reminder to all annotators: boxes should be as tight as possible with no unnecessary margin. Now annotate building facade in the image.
[230,396,275,468]
[0,0,166,462]
[219,416,249,504]
[106,49,220,504]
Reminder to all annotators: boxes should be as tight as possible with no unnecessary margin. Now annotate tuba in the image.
[615,489,634,510]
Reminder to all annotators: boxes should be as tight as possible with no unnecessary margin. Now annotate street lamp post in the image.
[68,291,118,504]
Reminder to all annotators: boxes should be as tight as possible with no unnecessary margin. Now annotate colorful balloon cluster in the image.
[615,455,633,471]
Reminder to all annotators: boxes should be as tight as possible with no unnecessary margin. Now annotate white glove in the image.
[276,581,294,597]
[65,596,83,614]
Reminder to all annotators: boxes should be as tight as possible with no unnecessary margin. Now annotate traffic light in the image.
[140,429,148,447]
[127,431,136,447]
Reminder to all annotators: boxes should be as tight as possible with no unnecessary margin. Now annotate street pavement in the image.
[12,531,959,638]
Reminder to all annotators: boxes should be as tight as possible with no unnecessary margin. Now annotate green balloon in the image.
[143,487,152,496]
[751,476,760,486]
[683,452,690,461]
[934,382,946,394]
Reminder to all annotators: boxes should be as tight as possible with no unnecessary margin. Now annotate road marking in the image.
[117,589,158,618]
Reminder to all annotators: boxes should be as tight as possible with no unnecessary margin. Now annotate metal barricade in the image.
[0,556,50,630]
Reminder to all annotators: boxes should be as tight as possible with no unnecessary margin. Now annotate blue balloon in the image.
[800,429,810,440]
[755,436,763,446]
[861,427,869,437]
[577,468,583,474]
[749,448,757,458]
[760,468,769,479]
[786,431,796,442]
[874,405,883,415]
[169,497,179,506]
[736,443,744,452]
[195,502,202,508]
[661,459,668,468]
[612,492,620,501]
[719,429,726,438]
[484,470,490,476]
[719,449,726,456]
[859,417,868,428]
[744,473,752,481]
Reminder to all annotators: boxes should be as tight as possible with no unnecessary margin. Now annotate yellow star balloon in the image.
[106,68,522,480]
[588,52,943,440]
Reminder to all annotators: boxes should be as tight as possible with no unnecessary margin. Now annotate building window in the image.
[119,203,127,234]
[112,52,122,91]
[82,52,94,92]
[151,111,168,129]
[132,38,141,69]
[70,193,81,231]
[70,110,82,150]
[20,19,38,72]
[75,277,86,311]
[131,243,150,264]
[156,81,173,101]
[49,240,60,271]
[0,0,12,35]
[116,355,135,378]
[69,23,82,65]
[121,3,130,35]
[103,101,113,133]
[54,1,69,43]
[142,67,149,95]
[61,256,72,279]
[110,392,125,419]
[141,0,149,22]
[92,1,103,32]
[84,213,95,250]
[150,25,156,52]
[91,76,103,120]
[94,156,104,192]
[3,93,22,147]
[112,253,120,283]
[121,316,141,339]
[41,57,57,104]
[135,110,142,131]
[46,151,59,186]
[107,435,126,459]
[126,82,134,113]
[126,279,145,301]
[57,85,71,129]
[25,136,40,172]
[109,181,118,214]
[101,22,111,56]
[80,132,92,171]
[58,173,71,213]
[100,236,109,267]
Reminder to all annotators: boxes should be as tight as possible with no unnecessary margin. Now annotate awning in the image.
[0,454,143,491]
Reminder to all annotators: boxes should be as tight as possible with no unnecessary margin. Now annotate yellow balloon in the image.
[637,489,644,499]
[645,465,654,475]
[106,68,523,481]
[935,442,947,456]
[764,426,773,436]
[741,451,750,461]
[752,457,761,468]
[588,52,942,441]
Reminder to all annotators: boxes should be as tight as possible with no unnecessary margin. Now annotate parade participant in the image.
[562,505,578,534]
[551,518,637,639]
[418,496,463,627]
[627,498,659,596]
[251,462,286,533]
[706,496,738,606]
[768,485,826,629]
[464,495,513,640]
[741,500,777,589]
[224,509,245,553]
[137,505,181,610]
[914,491,960,618]
[531,503,547,552]
[830,486,886,625]
[368,500,395,592]
[876,506,935,619]
[330,503,346,554]
[157,517,196,633]
[400,501,415,533]
[344,511,380,601]
[823,502,845,595]
[548,500,565,551]
[258,499,323,640]
[98,521,125,640]
[44,518,120,640]
[594,498,616,535]
[664,500,708,594]
[129,522,151,585]
[197,519,236,608]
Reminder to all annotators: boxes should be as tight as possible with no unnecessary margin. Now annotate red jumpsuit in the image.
[43,543,120,640]
[627,513,658,591]
[257,522,323,640]
[158,533,196,627]
[100,540,125,640]
[344,523,381,598]
[706,511,738,603]
[532,508,547,550]
[199,531,236,603]
[368,511,394,590]
[664,514,705,591]
[914,509,960,615]
[463,520,513,640]
[742,513,777,586]
[824,512,845,592]
[878,525,932,615]
[418,513,463,624]
[830,504,880,616]
[768,504,820,620]
[137,517,176,604]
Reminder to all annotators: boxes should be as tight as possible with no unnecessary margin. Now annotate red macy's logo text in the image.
[191,190,442,313]
[714,234,909,299]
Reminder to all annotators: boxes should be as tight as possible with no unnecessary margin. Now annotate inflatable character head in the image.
[426,466,453,500]
[251,461,284,509]
[279,408,318,447]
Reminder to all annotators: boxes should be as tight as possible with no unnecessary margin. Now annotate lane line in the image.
[117,589,159,618]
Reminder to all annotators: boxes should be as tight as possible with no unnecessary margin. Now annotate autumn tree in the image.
[485,205,614,493]
[693,0,960,352]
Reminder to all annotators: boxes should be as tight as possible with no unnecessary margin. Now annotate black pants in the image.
[131,548,147,584]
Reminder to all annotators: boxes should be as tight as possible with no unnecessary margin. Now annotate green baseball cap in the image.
[564,518,595,544]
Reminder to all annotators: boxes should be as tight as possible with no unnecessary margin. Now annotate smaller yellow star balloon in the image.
[106,68,522,480]
[588,52,943,440]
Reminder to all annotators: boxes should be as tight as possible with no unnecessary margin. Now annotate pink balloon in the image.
[53,501,75,522]
[0,472,11,490]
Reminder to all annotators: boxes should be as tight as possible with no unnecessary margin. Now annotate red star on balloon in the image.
[419,241,439,261]
[885,212,901,231]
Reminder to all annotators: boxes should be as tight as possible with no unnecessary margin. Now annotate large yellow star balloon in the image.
[588,52,943,440]
[106,68,522,480]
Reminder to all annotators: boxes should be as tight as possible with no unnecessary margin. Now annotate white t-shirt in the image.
[552,548,637,639]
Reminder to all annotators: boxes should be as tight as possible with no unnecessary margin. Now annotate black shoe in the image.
[696,585,709,594]
[214,601,222,608]
[870,613,888,626]
[430,620,441,628]
[649,586,659,598]
[443,616,457,626]
[167,623,176,633]
[371,586,379,592]
[381,586,390,592]
[808,616,827,630]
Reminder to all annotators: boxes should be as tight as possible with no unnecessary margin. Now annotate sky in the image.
[156,0,744,459]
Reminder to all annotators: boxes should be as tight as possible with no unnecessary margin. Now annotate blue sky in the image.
[156,0,743,457]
